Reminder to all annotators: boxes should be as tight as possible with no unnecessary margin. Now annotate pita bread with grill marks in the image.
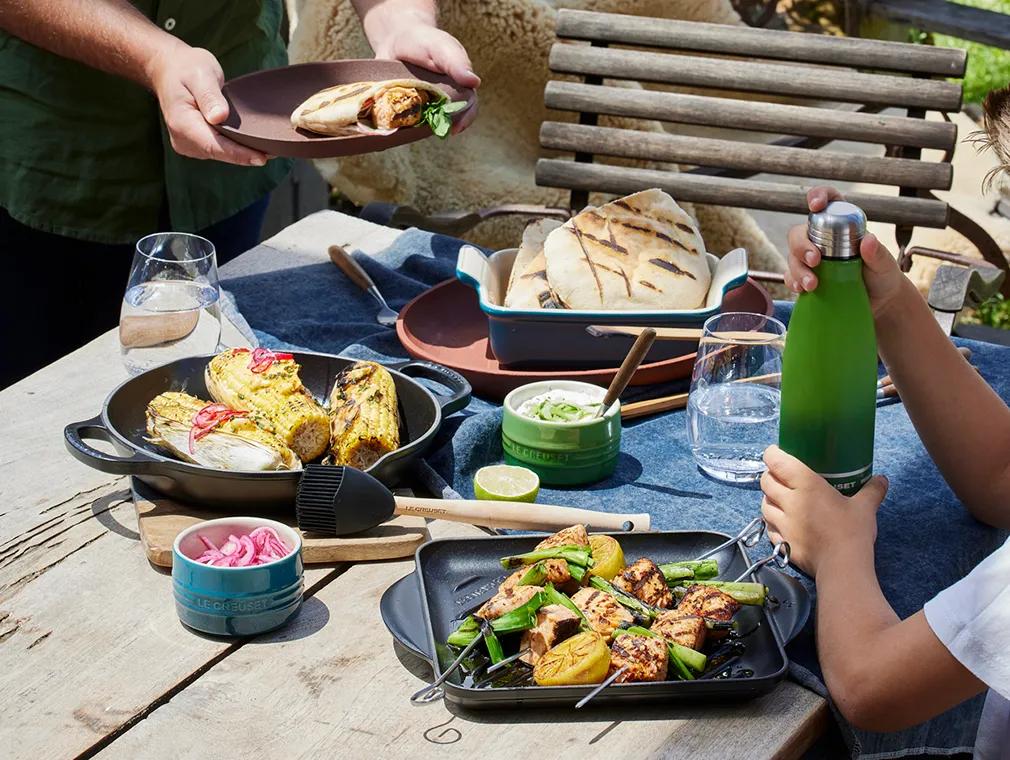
[504,218,566,309]
[290,79,447,135]
[543,190,711,311]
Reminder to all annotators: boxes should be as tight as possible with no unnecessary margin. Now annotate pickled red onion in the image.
[188,403,248,454]
[194,526,292,566]
[246,347,294,374]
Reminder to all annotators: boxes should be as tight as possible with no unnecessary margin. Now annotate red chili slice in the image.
[188,403,249,453]
[247,347,294,374]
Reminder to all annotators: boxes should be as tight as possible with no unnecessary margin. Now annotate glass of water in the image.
[119,233,222,375]
[687,312,786,484]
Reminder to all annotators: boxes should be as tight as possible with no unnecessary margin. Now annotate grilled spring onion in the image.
[500,545,593,570]
[676,581,767,606]
[447,591,548,647]
[619,626,697,680]
[483,627,505,665]
[588,575,659,621]
[659,559,719,583]
[543,582,591,631]
[517,560,553,586]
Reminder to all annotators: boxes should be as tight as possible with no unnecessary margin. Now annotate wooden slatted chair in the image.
[535,9,1009,295]
[845,0,1010,51]
[361,9,1008,298]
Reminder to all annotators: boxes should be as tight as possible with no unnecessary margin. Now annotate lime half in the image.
[474,465,540,503]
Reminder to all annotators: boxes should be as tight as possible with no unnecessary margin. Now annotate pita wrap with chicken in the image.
[291,79,462,137]
[542,190,711,311]
[504,218,566,309]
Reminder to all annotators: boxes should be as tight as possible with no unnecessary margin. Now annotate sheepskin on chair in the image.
[289,0,786,279]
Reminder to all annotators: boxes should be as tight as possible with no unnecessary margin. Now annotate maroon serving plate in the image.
[396,278,774,400]
[217,60,475,159]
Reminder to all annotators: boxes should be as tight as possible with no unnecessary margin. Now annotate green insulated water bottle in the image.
[779,201,877,496]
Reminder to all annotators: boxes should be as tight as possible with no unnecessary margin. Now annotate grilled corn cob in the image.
[146,391,301,471]
[327,361,400,468]
[205,348,330,462]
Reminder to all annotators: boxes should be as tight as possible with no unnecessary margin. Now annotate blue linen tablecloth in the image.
[220,227,1008,759]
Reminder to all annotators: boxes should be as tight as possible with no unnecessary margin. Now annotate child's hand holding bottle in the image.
[786,186,911,321]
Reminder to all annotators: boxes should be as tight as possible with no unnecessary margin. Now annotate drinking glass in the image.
[119,233,222,375]
[686,312,786,484]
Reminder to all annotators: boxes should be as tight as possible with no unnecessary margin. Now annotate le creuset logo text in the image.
[454,579,499,606]
[509,444,569,464]
[194,597,271,613]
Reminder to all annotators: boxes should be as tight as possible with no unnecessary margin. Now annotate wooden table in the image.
[0,211,829,759]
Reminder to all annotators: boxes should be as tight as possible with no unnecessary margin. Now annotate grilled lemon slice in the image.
[588,535,625,581]
[533,631,610,686]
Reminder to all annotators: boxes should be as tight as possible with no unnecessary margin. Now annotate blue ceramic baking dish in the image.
[456,245,748,369]
[172,517,304,637]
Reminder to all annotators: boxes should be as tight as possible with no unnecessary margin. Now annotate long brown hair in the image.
[976,85,1010,192]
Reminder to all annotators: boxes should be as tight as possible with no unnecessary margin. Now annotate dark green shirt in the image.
[0,1,292,244]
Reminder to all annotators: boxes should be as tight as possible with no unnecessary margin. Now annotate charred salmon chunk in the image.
[500,559,571,594]
[520,604,581,665]
[570,588,633,641]
[476,584,543,621]
[677,585,741,623]
[613,558,673,609]
[650,612,707,651]
[535,524,590,551]
[609,635,668,683]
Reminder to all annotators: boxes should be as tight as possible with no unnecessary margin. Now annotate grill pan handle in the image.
[64,415,160,475]
[399,361,471,416]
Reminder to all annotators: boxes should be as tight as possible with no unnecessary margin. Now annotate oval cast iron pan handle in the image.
[64,415,161,475]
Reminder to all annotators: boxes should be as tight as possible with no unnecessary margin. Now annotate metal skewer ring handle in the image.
[695,517,766,561]
[410,621,490,705]
[734,541,790,583]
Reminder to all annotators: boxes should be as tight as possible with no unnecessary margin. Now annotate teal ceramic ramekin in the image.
[172,517,304,637]
[502,381,621,486]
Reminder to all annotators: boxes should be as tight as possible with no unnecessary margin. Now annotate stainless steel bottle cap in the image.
[807,201,867,259]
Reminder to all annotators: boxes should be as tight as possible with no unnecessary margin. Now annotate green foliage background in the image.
[934,0,1010,103]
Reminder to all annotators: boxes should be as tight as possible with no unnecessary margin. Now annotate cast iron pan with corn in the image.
[64,351,471,509]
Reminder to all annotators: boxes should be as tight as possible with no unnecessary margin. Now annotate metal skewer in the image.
[410,619,491,705]
[734,541,790,583]
[575,666,629,709]
[484,647,531,676]
[694,517,766,562]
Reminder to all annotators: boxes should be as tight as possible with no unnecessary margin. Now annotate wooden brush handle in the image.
[590,325,782,343]
[621,392,689,420]
[392,497,651,532]
[328,244,376,292]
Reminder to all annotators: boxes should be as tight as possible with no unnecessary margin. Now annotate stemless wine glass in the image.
[119,233,222,375]
[686,312,786,484]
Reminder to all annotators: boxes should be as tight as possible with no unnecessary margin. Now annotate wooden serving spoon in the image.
[595,328,657,418]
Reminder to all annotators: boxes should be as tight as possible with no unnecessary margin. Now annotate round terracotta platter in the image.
[216,60,475,159]
[396,278,774,400]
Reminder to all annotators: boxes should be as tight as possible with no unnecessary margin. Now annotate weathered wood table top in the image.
[0,211,828,759]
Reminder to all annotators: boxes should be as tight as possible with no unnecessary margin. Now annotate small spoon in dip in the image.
[596,328,657,418]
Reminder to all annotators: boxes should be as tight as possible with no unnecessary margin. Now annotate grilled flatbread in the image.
[543,190,711,310]
[504,219,565,309]
[291,79,448,136]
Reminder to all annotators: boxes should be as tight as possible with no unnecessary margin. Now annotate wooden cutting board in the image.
[132,482,429,568]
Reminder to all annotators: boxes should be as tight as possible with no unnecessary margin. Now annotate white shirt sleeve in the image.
[924,535,1010,700]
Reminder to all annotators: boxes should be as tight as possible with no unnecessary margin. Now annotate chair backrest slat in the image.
[549,44,964,112]
[539,122,953,190]
[544,82,958,151]
[556,9,967,77]
[535,158,950,227]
